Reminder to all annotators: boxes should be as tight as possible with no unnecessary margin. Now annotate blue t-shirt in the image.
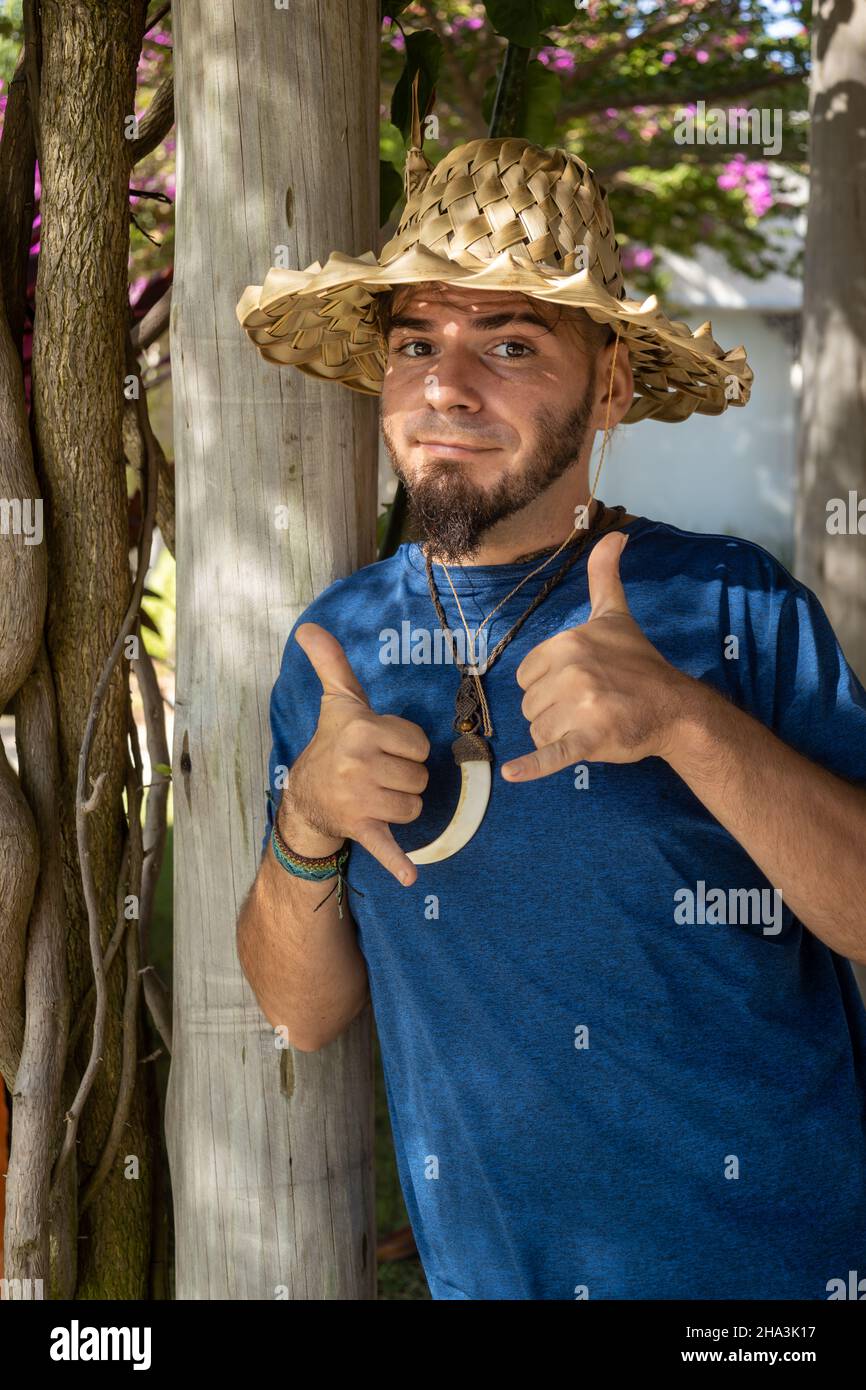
[261,515,866,1300]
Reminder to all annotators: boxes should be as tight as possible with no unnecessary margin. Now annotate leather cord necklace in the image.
[423,500,627,760]
[405,340,628,866]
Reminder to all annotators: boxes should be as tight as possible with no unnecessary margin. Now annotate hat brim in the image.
[236,243,753,424]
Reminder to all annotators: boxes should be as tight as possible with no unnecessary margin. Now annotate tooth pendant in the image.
[406,667,493,865]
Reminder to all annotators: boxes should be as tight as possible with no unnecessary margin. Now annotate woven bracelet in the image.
[270,820,358,919]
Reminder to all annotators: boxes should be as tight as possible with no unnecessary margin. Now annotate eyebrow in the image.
[387,309,553,334]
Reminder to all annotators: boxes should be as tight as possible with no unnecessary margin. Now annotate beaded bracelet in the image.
[270,818,357,919]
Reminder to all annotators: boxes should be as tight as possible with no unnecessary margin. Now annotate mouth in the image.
[416,440,496,456]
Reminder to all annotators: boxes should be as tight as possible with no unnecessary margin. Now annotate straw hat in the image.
[236,87,753,425]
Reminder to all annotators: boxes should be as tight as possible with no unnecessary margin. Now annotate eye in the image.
[490,340,536,359]
[393,338,536,360]
[394,339,434,358]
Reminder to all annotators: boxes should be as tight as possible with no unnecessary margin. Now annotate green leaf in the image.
[484,0,576,48]
[380,160,404,226]
[377,503,394,551]
[390,30,442,143]
[153,763,172,777]
[522,63,562,146]
[380,0,413,20]
[544,0,579,26]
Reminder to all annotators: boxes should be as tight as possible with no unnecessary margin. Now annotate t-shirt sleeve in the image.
[768,579,866,786]
[259,616,325,860]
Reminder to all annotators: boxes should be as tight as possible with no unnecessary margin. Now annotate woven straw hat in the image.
[237,91,753,425]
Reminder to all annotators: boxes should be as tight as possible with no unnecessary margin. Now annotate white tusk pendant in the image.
[407,731,493,865]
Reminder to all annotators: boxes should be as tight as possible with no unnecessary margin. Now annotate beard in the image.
[381,370,598,563]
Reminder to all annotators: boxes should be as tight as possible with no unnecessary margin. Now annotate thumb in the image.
[295,622,370,704]
[587,531,631,621]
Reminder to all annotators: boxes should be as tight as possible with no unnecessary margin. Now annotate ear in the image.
[589,333,634,433]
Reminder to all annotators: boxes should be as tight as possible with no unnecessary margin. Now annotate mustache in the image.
[410,421,503,448]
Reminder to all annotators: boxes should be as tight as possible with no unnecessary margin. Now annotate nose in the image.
[421,345,484,413]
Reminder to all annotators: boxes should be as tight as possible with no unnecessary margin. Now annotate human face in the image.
[379,285,623,562]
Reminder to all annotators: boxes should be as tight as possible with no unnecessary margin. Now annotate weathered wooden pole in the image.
[167,1,379,1297]
[796,4,866,1001]
[796,3,866,680]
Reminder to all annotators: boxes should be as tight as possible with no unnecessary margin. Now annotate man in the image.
[235,132,866,1300]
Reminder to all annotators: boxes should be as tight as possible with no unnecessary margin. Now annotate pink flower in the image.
[717,156,774,217]
[130,275,150,304]
[539,47,574,71]
[622,246,654,272]
[661,52,676,65]
[695,49,709,63]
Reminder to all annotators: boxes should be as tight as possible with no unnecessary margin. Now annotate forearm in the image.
[666,679,866,963]
[236,795,370,1050]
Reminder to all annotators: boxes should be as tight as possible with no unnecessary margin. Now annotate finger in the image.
[587,531,631,621]
[501,736,579,782]
[295,622,369,704]
[527,702,589,751]
[374,713,431,762]
[520,667,574,724]
[371,751,430,795]
[355,820,418,887]
[514,630,564,691]
[365,786,424,824]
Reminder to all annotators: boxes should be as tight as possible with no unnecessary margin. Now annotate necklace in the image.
[427,497,624,741]
[405,332,626,866]
[406,500,627,866]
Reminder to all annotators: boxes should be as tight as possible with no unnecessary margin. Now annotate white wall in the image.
[600,307,800,571]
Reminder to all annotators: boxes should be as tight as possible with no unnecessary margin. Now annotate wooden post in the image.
[796,4,866,680]
[167,1,379,1298]
[795,4,866,1002]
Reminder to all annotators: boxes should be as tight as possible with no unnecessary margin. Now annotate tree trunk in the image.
[167,1,379,1298]
[795,6,866,679]
[30,0,152,1297]
[796,4,866,1002]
